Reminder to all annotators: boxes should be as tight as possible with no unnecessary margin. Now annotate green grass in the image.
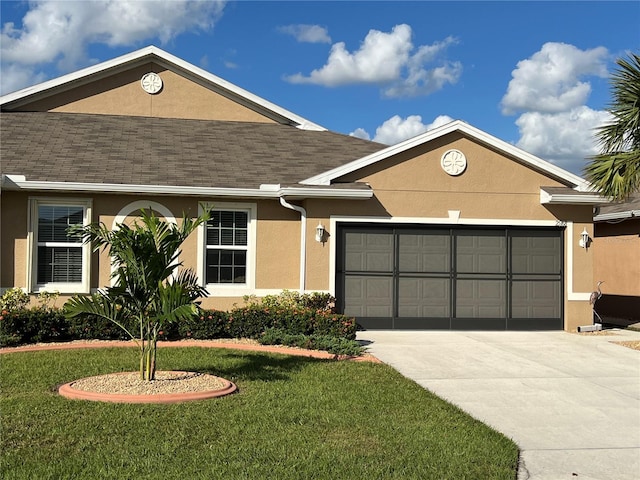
[1,347,519,479]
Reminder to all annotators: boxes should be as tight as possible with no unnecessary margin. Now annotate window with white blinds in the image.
[29,199,91,293]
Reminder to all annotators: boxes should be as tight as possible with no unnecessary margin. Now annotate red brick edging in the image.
[58,371,238,404]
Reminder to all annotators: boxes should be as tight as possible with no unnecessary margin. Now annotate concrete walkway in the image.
[357,329,640,480]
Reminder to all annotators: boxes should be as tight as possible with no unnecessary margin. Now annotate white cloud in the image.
[0,0,226,94]
[501,42,608,115]
[350,128,371,141]
[0,63,48,97]
[383,37,462,98]
[278,24,331,44]
[285,25,461,98]
[351,114,454,145]
[515,107,612,173]
[500,42,613,175]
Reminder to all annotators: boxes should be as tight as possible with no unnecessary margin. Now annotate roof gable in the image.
[0,46,325,131]
[302,120,590,190]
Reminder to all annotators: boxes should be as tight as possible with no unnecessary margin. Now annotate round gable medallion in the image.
[141,72,163,94]
[441,149,467,176]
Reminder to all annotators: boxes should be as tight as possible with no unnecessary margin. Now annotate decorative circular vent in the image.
[141,72,163,94]
[440,149,467,176]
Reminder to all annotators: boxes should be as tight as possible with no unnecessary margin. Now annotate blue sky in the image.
[1,1,638,176]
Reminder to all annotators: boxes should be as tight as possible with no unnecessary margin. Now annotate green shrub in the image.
[259,328,364,356]
[67,313,134,341]
[247,290,336,312]
[226,305,271,338]
[178,310,230,339]
[0,288,30,311]
[0,307,69,347]
[0,310,23,347]
[0,290,360,355]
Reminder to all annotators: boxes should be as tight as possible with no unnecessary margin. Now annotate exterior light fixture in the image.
[579,228,590,249]
[315,223,326,243]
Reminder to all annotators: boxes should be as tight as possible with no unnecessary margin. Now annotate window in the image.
[205,210,249,284]
[29,198,91,293]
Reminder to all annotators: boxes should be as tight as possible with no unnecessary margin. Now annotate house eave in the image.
[0,175,372,200]
[539,188,607,205]
[594,210,640,222]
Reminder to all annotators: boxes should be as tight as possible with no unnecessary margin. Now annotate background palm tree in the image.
[65,209,209,380]
[585,52,640,201]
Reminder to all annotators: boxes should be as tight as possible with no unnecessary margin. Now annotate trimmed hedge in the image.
[258,328,364,356]
[1,291,359,350]
[0,307,70,347]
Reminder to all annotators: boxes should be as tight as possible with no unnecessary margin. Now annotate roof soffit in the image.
[0,46,325,131]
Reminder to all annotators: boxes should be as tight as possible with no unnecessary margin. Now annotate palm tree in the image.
[65,209,209,380]
[585,52,640,201]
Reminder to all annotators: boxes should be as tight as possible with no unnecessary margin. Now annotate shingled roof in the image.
[1,112,384,189]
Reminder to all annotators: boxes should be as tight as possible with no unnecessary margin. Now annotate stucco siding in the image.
[1,193,306,308]
[593,220,640,296]
[13,64,277,123]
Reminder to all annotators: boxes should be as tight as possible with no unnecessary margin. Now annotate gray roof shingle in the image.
[1,112,384,189]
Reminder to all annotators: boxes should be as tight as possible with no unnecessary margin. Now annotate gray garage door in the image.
[336,225,563,330]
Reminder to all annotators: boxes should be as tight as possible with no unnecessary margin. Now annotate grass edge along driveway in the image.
[1,347,518,479]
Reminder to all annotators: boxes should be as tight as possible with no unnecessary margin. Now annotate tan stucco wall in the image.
[254,201,299,291]
[14,63,277,123]
[1,191,29,290]
[593,219,640,296]
[565,301,594,332]
[339,134,567,219]
[1,192,303,310]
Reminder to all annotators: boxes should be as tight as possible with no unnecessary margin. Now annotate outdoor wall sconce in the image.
[315,223,326,243]
[579,228,590,249]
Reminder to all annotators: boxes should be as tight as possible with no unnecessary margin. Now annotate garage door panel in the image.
[512,235,561,274]
[344,276,393,318]
[398,233,450,272]
[512,281,561,318]
[398,277,450,317]
[457,233,506,273]
[456,279,506,318]
[345,232,394,272]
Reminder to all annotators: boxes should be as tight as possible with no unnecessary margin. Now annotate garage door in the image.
[336,225,563,330]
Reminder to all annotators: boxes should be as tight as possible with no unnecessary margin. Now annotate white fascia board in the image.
[1,175,370,200]
[302,120,590,189]
[0,46,326,132]
[279,187,372,200]
[594,210,640,222]
[540,188,607,205]
[0,46,159,105]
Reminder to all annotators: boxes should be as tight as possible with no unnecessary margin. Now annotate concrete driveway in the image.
[357,329,640,480]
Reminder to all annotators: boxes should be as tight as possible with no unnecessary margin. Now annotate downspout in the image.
[279,197,306,293]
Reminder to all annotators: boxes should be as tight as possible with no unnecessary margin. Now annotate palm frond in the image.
[64,292,137,340]
[585,52,640,201]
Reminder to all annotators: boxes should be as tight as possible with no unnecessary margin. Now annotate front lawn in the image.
[1,347,518,479]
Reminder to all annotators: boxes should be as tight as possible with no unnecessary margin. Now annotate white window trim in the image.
[27,197,92,294]
[110,200,177,286]
[198,202,257,296]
